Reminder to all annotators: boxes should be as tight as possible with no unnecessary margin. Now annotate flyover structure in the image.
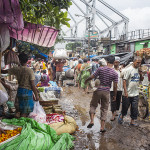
[63,0,129,41]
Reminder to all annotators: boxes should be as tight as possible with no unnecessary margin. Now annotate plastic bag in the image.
[65,69,74,78]
[0,90,8,105]
[53,49,68,59]
[0,83,9,105]
[29,101,46,123]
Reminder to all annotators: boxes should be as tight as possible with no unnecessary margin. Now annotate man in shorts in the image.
[53,59,66,87]
[85,56,118,132]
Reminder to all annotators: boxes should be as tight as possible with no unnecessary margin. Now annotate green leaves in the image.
[66,42,82,51]
[19,0,72,29]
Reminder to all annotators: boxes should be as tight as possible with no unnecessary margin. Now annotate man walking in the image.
[85,56,118,132]
[118,56,143,126]
[110,57,123,121]
[53,59,66,87]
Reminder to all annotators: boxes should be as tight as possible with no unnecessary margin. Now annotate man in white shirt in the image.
[110,57,122,121]
[118,56,144,126]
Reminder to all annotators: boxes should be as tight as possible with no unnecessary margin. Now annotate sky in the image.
[55,0,150,48]
[106,0,150,30]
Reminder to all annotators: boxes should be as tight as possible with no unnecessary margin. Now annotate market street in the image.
[60,86,150,150]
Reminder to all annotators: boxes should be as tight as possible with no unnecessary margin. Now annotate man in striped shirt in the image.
[85,56,118,132]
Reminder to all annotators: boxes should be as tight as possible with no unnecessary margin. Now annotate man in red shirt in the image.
[53,59,66,87]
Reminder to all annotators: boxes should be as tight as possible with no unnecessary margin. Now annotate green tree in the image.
[66,42,82,51]
[17,41,53,56]
[17,0,72,55]
[19,0,72,29]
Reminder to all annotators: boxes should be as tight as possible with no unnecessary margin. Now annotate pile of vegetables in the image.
[136,48,150,58]
[38,87,44,92]
[0,128,22,143]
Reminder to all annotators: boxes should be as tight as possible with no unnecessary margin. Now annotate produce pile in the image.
[0,128,22,143]
[136,48,150,58]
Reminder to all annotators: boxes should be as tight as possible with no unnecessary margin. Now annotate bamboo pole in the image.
[148,84,150,120]
[0,51,1,76]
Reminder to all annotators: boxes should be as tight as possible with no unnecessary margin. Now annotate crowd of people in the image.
[0,51,147,133]
[65,55,145,132]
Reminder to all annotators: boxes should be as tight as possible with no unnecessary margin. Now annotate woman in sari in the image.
[75,59,83,88]
[2,53,39,117]
[80,59,91,93]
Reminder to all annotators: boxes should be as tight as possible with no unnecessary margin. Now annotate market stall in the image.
[0,1,75,149]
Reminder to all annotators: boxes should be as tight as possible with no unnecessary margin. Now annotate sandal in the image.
[87,123,94,128]
[100,129,106,133]
[118,114,123,124]
[130,123,138,127]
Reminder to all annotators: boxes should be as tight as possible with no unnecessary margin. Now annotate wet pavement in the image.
[59,86,150,150]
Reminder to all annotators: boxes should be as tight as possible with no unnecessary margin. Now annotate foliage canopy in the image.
[19,0,72,29]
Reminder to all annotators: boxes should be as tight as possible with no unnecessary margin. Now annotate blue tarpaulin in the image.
[18,41,48,58]
[87,55,97,58]
[30,45,48,58]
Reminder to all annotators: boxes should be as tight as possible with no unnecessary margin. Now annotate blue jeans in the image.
[121,96,139,120]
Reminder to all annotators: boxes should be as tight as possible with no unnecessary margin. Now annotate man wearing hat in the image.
[110,56,123,121]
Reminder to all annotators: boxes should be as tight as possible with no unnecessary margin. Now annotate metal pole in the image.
[109,30,111,54]
[88,17,90,57]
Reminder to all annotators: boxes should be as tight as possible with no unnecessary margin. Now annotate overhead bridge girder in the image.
[63,0,129,41]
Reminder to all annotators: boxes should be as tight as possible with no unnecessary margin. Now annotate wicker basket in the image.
[39,100,58,106]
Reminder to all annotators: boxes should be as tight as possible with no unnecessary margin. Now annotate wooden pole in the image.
[148,84,150,120]
[0,51,1,76]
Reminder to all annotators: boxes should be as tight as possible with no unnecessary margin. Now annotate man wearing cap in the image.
[85,56,118,132]
[110,57,123,121]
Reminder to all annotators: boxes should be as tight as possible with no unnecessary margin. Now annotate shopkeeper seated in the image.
[41,70,50,87]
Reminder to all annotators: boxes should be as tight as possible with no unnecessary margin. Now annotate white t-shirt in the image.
[123,65,140,97]
[110,69,123,91]
[73,60,78,68]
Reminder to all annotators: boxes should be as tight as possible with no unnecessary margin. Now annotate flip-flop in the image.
[130,123,138,127]
[118,114,123,124]
[100,129,106,133]
[87,123,94,128]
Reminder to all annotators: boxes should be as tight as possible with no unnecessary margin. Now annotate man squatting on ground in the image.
[85,56,118,132]
[118,56,144,126]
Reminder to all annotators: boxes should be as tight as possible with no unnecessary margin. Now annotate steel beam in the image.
[72,0,86,15]
[100,20,124,34]
[80,0,116,23]
[98,0,129,22]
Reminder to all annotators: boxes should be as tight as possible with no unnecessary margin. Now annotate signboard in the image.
[85,31,98,38]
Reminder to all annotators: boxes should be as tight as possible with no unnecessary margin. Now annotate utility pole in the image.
[109,30,111,54]
[75,14,91,57]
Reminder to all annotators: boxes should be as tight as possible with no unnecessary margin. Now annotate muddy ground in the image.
[59,86,150,150]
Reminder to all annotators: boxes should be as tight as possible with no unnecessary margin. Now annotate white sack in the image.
[53,49,68,59]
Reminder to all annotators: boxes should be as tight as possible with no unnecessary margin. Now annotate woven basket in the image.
[39,100,58,106]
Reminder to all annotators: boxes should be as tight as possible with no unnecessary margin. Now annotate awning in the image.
[0,0,24,52]
[0,0,24,30]
[9,22,59,48]
[0,0,59,49]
